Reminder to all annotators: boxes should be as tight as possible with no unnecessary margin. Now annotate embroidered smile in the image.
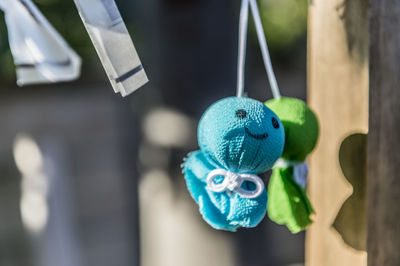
[245,127,268,140]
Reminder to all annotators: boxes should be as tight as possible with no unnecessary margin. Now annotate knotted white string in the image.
[236,0,281,99]
[274,159,309,188]
[206,169,264,199]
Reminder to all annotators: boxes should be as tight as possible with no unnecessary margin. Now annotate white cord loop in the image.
[236,0,281,99]
[206,169,265,199]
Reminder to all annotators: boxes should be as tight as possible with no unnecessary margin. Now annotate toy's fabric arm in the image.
[182,151,238,231]
[267,166,314,233]
[182,150,216,202]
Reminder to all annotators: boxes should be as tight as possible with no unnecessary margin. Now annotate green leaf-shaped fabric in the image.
[267,166,314,234]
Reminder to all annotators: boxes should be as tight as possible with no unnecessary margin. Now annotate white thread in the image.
[206,169,264,199]
[273,158,297,168]
[236,0,249,98]
[249,0,281,99]
[236,0,281,99]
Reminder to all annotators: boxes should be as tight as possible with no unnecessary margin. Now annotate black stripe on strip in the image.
[16,59,72,68]
[16,63,35,68]
[115,65,143,83]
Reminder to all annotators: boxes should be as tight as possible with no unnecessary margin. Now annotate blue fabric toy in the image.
[182,97,285,231]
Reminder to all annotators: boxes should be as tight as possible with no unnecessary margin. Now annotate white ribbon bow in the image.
[206,169,264,199]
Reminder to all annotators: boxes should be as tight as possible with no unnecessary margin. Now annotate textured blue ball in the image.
[198,96,285,174]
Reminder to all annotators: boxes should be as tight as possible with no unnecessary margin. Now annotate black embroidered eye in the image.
[272,117,280,129]
[235,109,247,119]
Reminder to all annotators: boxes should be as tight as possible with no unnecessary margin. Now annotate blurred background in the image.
[0,0,308,265]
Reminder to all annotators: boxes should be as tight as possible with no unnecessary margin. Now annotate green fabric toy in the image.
[265,97,319,233]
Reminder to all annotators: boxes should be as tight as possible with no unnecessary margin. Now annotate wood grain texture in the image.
[368,1,400,265]
[306,0,369,265]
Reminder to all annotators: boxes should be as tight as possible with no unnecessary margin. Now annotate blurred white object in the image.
[274,159,309,188]
[0,0,81,86]
[143,108,196,148]
[293,162,309,189]
[73,0,148,97]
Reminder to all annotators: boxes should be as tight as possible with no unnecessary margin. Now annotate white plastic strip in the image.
[249,0,281,99]
[236,0,249,98]
[0,0,81,86]
[73,0,148,97]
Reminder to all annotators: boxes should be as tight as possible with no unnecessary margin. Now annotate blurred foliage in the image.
[259,0,308,55]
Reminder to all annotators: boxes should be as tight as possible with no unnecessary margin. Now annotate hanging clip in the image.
[0,0,81,86]
[73,0,148,97]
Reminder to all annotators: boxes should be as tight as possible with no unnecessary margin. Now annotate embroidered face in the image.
[198,97,285,174]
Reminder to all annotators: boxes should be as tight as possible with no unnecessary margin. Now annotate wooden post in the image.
[307,0,369,265]
[368,1,400,265]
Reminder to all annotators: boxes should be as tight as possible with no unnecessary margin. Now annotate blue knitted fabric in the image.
[182,97,285,231]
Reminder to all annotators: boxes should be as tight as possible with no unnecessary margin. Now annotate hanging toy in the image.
[265,97,319,233]
[182,96,285,231]
[181,0,287,231]
[0,0,81,86]
[73,0,148,97]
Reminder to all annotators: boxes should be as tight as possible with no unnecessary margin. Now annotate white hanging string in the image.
[236,0,249,98]
[249,0,281,99]
[236,0,281,99]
